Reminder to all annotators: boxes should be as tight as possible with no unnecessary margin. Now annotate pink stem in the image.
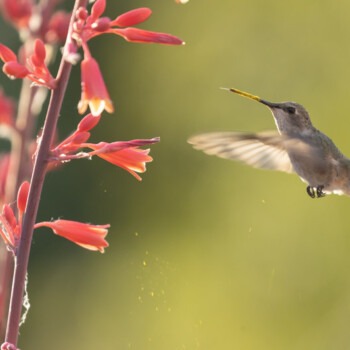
[4,0,86,345]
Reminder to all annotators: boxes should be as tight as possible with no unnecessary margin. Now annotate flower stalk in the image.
[4,0,84,345]
[0,0,183,347]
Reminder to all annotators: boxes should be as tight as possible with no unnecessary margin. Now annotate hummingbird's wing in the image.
[188,131,294,173]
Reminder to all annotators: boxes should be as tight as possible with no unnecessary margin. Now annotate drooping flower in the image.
[34,220,110,253]
[67,1,184,116]
[78,56,113,116]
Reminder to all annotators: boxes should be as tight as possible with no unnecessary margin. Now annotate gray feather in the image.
[188,131,295,173]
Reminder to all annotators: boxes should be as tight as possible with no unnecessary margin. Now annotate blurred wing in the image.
[188,131,294,173]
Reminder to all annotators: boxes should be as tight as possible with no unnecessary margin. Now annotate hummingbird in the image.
[188,88,350,198]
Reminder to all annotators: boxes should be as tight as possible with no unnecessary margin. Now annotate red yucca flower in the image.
[51,113,160,181]
[35,220,110,253]
[0,39,56,88]
[76,1,184,46]
[0,182,110,253]
[78,56,114,116]
[0,0,33,28]
[87,143,154,181]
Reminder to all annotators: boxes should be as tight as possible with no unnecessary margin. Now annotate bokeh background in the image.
[2,0,350,349]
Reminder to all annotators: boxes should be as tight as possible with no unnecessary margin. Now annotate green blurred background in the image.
[3,0,350,349]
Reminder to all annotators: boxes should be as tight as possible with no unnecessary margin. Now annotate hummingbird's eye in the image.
[285,106,296,114]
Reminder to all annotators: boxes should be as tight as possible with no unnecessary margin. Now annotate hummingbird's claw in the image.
[316,185,326,198]
[306,186,316,198]
[306,185,326,198]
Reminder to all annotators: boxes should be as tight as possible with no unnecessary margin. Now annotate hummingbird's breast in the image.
[286,130,350,194]
[286,130,343,189]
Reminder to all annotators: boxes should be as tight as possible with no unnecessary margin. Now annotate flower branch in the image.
[4,0,85,345]
[0,0,183,348]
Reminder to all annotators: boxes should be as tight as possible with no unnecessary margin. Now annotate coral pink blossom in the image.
[78,56,113,116]
[0,155,10,201]
[50,112,159,180]
[0,182,110,253]
[0,0,33,28]
[46,11,70,43]
[51,114,101,156]
[74,1,184,45]
[0,44,17,63]
[35,220,110,253]
[111,27,183,45]
[17,181,29,217]
[0,204,20,249]
[87,144,154,181]
[110,8,152,27]
[0,181,29,249]
[0,90,15,125]
[0,40,55,88]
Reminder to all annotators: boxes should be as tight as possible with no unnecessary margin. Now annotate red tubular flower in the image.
[0,204,19,249]
[1,342,18,350]
[0,90,15,126]
[70,3,183,117]
[90,0,106,21]
[0,40,55,88]
[17,181,29,217]
[0,181,28,250]
[0,0,33,28]
[0,44,17,63]
[51,114,99,157]
[49,111,159,180]
[112,27,184,45]
[26,40,56,88]
[50,113,100,158]
[86,142,155,181]
[0,182,110,253]
[78,56,113,116]
[0,155,10,201]
[77,113,101,132]
[110,8,152,27]
[2,61,29,79]
[106,7,184,45]
[46,11,70,44]
[74,2,184,45]
[34,220,110,253]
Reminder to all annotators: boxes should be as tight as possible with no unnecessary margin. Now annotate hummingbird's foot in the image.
[306,185,326,198]
[316,185,325,198]
[306,186,316,198]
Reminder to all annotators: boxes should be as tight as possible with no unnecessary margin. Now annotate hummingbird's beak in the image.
[259,99,281,109]
[222,87,281,109]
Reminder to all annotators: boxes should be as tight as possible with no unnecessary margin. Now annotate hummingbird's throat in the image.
[228,88,261,102]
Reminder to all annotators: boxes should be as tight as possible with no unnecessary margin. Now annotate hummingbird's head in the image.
[260,101,313,134]
[224,88,314,135]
